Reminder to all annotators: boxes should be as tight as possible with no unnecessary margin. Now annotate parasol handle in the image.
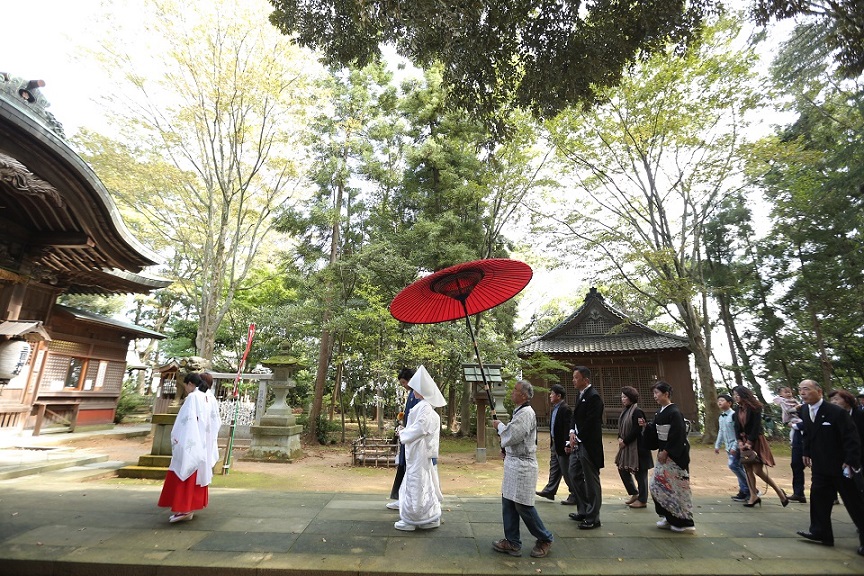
[461,303,498,423]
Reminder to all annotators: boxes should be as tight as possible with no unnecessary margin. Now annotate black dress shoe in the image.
[560,496,578,505]
[535,491,554,500]
[578,519,601,530]
[857,546,864,557]
[788,494,807,503]
[796,530,834,546]
[569,513,586,521]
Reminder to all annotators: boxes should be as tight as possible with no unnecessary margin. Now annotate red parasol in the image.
[390,259,533,323]
[389,258,533,421]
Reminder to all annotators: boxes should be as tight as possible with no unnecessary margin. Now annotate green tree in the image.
[749,107,864,391]
[701,192,768,400]
[79,0,321,362]
[543,15,762,440]
[276,62,399,442]
[752,1,864,78]
[744,22,864,392]
[268,0,718,129]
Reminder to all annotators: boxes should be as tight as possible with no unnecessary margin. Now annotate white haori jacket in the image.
[498,404,539,506]
[398,399,443,525]
[168,388,221,486]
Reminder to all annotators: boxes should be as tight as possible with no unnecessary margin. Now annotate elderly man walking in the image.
[795,379,864,555]
[492,380,554,558]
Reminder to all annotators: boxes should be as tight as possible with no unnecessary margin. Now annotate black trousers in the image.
[809,472,864,544]
[619,467,649,503]
[389,463,405,500]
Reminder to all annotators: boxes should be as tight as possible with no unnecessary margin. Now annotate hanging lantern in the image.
[0,339,32,379]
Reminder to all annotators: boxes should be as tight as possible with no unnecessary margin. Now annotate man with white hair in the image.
[394,365,446,531]
[492,379,554,558]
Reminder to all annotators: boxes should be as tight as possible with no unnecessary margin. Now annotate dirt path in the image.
[67,433,798,501]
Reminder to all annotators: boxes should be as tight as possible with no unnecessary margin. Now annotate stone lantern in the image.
[243,355,304,462]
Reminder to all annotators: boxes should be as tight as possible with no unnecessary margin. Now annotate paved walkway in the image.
[2,476,863,575]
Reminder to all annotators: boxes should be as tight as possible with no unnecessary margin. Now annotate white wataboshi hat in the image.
[408,365,447,408]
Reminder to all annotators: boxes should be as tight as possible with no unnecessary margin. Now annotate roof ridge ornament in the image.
[0,73,66,139]
[585,286,604,301]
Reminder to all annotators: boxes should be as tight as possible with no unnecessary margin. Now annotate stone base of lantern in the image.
[243,421,304,462]
[118,410,179,479]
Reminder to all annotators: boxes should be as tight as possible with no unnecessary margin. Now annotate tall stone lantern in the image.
[243,356,304,462]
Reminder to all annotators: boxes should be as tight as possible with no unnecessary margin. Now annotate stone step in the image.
[116,465,169,480]
[0,453,109,480]
[137,454,171,467]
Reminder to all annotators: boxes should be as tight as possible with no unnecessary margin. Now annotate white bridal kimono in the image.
[168,388,221,486]
[397,399,444,526]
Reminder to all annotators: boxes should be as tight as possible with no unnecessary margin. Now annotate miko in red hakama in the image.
[157,384,220,519]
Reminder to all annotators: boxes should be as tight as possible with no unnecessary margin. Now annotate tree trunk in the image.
[716,292,743,388]
[305,173,344,443]
[677,300,718,442]
[306,321,333,443]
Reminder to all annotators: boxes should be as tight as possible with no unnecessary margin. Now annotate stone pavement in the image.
[1,473,863,576]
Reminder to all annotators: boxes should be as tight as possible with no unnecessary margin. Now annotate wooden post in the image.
[476,398,487,463]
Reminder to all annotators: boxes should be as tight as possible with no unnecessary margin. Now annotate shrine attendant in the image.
[158,372,220,522]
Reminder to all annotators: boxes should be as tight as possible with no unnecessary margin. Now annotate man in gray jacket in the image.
[492,380,554,558]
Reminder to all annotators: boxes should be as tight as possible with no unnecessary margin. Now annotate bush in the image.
[114,383,147,424]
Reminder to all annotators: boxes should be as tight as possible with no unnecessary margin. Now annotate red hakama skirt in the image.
[158,471,209,513]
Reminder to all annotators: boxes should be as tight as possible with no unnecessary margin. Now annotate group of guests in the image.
[160,365,864,560]
[489,367,697,558]
[532,368,696,537]
[498,370,864,558]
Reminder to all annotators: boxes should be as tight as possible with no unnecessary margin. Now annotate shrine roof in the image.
[517,288,690,355]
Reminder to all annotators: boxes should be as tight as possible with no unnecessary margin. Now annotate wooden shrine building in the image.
[518,288,697,428]
[0,74,169,433]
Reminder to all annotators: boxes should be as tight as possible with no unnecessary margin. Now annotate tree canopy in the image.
[268,0,718,127]
[752,0,864,78]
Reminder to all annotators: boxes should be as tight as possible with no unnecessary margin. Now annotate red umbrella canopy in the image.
[389,258,533,324]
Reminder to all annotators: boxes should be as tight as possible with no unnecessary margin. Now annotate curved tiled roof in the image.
[518,332,689,354]
[0,77,170,294]
[517,288,690,355]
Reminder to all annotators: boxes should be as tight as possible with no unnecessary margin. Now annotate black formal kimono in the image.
[645,403,694,528]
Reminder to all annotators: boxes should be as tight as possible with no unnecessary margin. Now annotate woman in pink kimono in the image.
[394,365,446,531]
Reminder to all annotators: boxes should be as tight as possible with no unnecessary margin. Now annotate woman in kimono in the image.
[395,365,446,531]
[644,381,695,532]
[158,372,221,523]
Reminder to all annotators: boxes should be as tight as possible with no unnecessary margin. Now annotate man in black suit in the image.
[796,379,864,556]
[536,384,576,504]
[567,366,605,529]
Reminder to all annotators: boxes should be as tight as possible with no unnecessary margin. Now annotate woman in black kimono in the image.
[643,381,695,532]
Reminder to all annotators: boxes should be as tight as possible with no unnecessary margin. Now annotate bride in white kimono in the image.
[395,365,446,531]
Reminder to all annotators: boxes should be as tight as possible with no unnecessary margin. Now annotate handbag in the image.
[740,447,759,464]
